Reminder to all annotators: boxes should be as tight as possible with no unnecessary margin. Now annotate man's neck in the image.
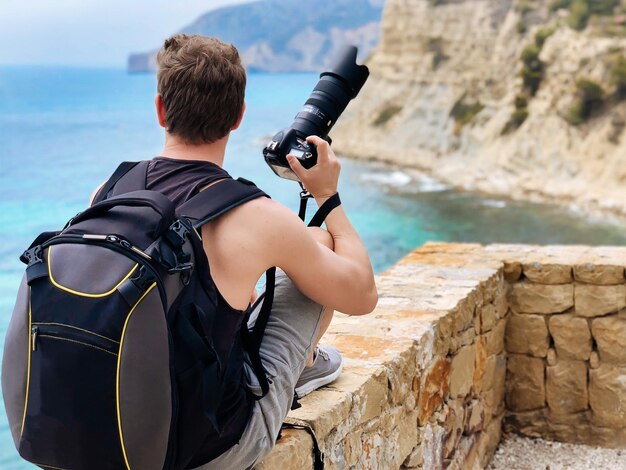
[160,134,228,167]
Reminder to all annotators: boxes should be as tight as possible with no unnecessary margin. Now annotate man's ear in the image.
[231,101,246,131]
[155,94,167,129]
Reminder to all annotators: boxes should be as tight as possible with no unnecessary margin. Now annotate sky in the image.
[0,0,257,67]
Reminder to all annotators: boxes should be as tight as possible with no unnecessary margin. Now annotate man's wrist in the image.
[314,192,337,207]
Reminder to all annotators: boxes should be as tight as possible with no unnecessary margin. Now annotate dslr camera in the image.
[263,46,369,181]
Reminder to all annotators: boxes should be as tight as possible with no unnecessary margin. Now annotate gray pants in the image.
[194,269,325,470]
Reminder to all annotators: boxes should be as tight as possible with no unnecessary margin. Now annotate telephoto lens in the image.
[263,45,369,181]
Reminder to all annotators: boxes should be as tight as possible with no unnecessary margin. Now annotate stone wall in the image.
[503,247,626,447]
[256,243,626,469]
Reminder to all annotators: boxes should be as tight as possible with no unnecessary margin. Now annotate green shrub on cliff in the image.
[565,78,605,125]
[568,0,590,30]
[450,98,484,126]
[428,38,448,69]
[521,44,544,95]
[550,0,571,12]
[556,0,618,30]
[534,28,555,48]
[518,29,554,98]
[588,0,618,16]
[373,105,402,126]
[611,56,626,99]
[502,94,530,134]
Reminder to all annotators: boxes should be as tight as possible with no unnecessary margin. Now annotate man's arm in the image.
[254,136,377,315]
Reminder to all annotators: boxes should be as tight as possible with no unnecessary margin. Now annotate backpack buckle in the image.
[165,220,191,248]
[21,246,43,266]
[132,265,155,291]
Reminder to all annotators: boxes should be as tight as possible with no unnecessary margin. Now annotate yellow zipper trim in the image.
[38,335,118,357]
[20,298,32,437]
[48,246,138,298]
[33,322,119,344]
[116,283,156,470]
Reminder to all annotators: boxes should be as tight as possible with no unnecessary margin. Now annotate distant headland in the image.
[127,0,383,73]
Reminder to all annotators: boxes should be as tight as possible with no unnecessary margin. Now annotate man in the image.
[108,34,377,468]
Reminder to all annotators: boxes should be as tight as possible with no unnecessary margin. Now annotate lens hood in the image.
[321,46,370,98]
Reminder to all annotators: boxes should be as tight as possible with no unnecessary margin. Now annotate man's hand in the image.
[287,136,340,202]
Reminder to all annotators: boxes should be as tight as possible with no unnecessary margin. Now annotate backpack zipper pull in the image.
[32,326,39,351]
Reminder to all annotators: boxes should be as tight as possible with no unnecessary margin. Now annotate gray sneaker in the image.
[295,345,343,398]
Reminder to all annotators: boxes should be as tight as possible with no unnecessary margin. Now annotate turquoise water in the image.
[1,67,626,468]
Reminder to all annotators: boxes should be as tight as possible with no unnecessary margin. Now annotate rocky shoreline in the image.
[333,0,626,222]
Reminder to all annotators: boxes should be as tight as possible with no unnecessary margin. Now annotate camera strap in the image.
[298,185,314,221]
[298,184,341,228]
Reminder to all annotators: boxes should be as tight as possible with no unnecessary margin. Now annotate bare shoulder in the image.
[224,195,300,230]
[203,195,303,245]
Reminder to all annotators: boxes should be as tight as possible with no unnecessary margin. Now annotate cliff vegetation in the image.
[333,0,626,218]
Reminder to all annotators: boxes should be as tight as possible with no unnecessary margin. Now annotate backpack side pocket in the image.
[1,274,31,449]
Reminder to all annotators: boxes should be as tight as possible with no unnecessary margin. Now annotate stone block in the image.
[442,399,464,458]
[484,318,505,356]
[324,367,388,426]
[591,316,626,364]
[479,303,497,333]
[289,389,352,439]
[481,354,506,414]
[575,284,626,317]
[508,283,574,314]
[494,293,508,319]
[523,262,572,284]
[402,443,423,468]
[476,414,502,469]
[464,399,484,434]
[574,264,625,285]
[548,314,592,361]
[504,410,549,438]
[256,428,313,469]
[343,429,363,468]
[418,357,450,425]
[546,360,588,414]
[546,348,557,366]
[505,313,549,357]
[503,261,522,282]
[589,351,600,369]
[451,298,475,335]
[547,409,589,426]
[474,352,506,393]
[419,423,446,470]
[506,354,545,411]
[589,363,626,427]
[449,344,476,398]
[548,421,592,445]
[484,356,506,419]
[473,336,487,394]
[587,425,626,448]
[449,327,476,354]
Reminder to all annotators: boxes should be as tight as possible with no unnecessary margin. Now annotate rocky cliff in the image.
[128,0,383,73]
[333,0,626,218]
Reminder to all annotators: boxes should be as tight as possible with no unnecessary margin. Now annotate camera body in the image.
[263,46,369,181]
[264,129,330,181]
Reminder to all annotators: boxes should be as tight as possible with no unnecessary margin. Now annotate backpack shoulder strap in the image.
[92,161,150,204]
[177,177,268,229]
[178,176,274,400]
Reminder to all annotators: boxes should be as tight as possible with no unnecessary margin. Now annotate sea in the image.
[1,66,626,468]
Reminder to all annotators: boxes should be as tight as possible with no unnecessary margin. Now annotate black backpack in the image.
[1,161,276,470]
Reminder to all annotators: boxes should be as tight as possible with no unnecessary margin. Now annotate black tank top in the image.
[146,156,253,465]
